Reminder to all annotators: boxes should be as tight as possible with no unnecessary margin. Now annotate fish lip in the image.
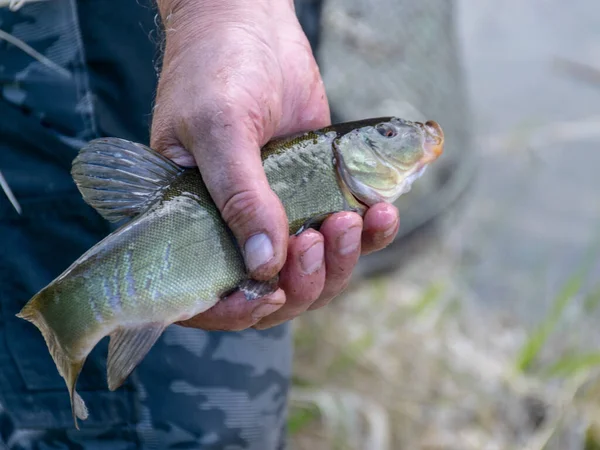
[422,120,445,162]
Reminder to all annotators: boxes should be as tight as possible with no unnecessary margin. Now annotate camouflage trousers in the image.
[0,0,324,448]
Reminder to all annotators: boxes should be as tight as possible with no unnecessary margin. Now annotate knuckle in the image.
[221,188,266,235]
[179,102,225,146]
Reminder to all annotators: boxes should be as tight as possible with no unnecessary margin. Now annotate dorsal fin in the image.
[71,138,184,223]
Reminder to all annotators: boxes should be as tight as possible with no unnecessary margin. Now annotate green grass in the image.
[410,281,445,316]
[584,284,600,313]
[543,352,600,378]
[515,234,600,374]
[288,404,320,435]
[514,269,587,373]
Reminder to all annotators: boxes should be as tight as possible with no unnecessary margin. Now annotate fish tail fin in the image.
[16,298,89,429]
[71,137,184,223]
[107,323,165,391]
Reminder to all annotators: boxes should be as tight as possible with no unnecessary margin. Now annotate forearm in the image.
[154,0,299,72]
[156,0,293,26]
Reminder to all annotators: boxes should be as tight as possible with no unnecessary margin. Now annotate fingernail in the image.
[300,241,324,274]
[244,233,274,272]
[252,303,281,321]
[337,226,362,255]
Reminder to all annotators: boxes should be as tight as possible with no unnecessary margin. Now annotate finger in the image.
[253,229,326,330]
[308,212,363,311]
[176,288,286,331]
[361,203,400,255]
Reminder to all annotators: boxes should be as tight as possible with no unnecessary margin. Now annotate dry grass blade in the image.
[0,170,21,215]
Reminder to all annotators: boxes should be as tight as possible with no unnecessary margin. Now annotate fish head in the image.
[334,117,444,206]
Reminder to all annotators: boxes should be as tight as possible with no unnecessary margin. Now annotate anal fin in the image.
[107,323,165,391]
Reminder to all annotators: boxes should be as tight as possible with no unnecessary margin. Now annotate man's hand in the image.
[152,0,399,331]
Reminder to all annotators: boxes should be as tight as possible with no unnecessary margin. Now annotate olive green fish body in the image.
[17,117,445,427]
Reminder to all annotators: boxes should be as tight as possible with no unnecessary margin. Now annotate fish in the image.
[16,116,444,428]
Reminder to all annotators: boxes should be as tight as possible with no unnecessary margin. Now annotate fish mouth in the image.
[422,120,444,163]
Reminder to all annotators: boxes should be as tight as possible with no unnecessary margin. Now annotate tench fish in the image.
[16,117,444,428]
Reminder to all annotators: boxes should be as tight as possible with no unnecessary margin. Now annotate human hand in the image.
[151,0,399,331]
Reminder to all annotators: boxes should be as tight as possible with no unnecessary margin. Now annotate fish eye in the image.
[376,124,397,138]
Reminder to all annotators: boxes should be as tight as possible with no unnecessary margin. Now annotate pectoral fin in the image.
[107,323,165,391]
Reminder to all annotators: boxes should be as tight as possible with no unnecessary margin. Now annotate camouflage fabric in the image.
[0,0,328,448]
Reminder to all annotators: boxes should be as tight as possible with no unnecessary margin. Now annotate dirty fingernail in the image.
[252,303,281,321]
[338,226,362,255]
[244,233,274,272]
[300,241,324,274]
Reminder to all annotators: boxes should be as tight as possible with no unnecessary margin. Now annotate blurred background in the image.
[290,0,600,448]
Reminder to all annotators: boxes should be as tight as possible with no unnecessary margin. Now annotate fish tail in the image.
[16,298,89,429]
